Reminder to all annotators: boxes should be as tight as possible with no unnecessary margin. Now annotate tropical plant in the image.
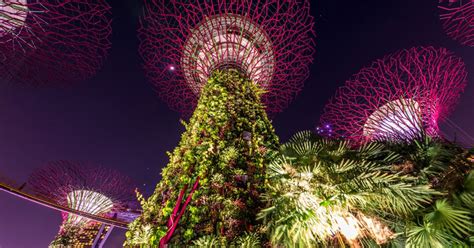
[384,136,474,247]
[191,235,227,247]
[190,232,262,247]
[386,136,469,191]
[258,131,438,247]
[126,70,279,246]
[403,171,474,247]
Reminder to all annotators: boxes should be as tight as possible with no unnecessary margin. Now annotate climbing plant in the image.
[125,69,279,246]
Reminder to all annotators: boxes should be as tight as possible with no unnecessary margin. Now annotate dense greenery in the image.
[125,70,279,246]
[259,131,473,247]
[388,137,474,247]
[259,131,436,247]
[124,70,472,247]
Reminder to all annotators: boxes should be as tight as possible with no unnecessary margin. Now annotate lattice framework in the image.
[320,46,467,143]
[0,0,111,85]
[139,0,315,114]
[28,161,134,229]
[439,0,473,46]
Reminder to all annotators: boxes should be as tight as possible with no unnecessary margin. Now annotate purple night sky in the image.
[0,0,473,247]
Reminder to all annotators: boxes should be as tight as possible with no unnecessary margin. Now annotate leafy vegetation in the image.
[125,70,472,247]
[258,131,440,247]
[125,69,279,246]
[389,137,474,247]
[191,232,262,247]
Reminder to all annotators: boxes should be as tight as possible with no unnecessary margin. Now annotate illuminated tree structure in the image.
[28,161,135,247]
[439,0,473,47]
[0,0,111,85]
[138,0,315,115]
[128,1,314,246]
[320,46,467,144]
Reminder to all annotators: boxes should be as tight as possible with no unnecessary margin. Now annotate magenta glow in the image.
[0,0,111,85]
[320,46,467,144]
[138,0,315,115]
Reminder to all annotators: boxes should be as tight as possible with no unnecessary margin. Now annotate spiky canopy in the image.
[28,161,135,223]
[139,0,315,115]
[0,0,111,85]
[320,46,467,144]
[439,0,473,47]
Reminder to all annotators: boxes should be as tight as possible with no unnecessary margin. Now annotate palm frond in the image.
[261,131,438,247]
[455,171,474,210]
[405,222,454,248]
[424,199,473,238]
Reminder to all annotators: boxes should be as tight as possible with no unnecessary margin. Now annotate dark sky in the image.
[0,0,473,247]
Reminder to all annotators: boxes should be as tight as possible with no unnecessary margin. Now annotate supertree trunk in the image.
[159,177,200,247]
[126,69,279,246]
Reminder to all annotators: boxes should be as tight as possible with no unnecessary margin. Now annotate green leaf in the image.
[425,200,473,238]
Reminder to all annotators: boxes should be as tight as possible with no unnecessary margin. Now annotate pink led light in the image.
[139,0,315,115]
[0,0,112,85]
[28,161,135,229]
[320,46,467,144]
[439,0,473,46]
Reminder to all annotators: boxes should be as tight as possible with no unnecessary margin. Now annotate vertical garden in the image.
[127,70,279,245]
[125,0,473,247]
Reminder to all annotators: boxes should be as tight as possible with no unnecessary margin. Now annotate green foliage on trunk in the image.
[125,69,279,246]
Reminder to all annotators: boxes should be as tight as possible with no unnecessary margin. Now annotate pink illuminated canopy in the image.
[0,0,112,85]
[438,0,473,46]
[320,46,467,144]
[139,0,315,115]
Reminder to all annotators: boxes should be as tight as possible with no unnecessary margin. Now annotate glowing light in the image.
[28,162,134,246]
[359,214,395,244]
[66,190,113,225]
[0,0,28,36]
[439,0,474,47]
[363,98,423,141]
[0,0,112,86]
[334,214,360,241]
[139,0,315,114]
[182,14,275,94]
[320,46,467,144]
[294,189,395,244]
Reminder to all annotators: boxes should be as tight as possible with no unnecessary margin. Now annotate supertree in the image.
[0,0,111,85]
[320,46,467,144]
[127,1,315,246]
[138,0,315,115]
[438,0,473,47]
[28,161,135,247]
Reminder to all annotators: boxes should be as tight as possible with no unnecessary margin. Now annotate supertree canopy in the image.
[0,0,111,85]
[320,46,467,144]
[139,0,315,114]
[28,161,135,246]
[438,0,473,47]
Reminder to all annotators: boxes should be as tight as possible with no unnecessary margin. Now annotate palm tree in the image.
[258,131,438,247]
[386,136,470,191]
[385,136,473,247]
